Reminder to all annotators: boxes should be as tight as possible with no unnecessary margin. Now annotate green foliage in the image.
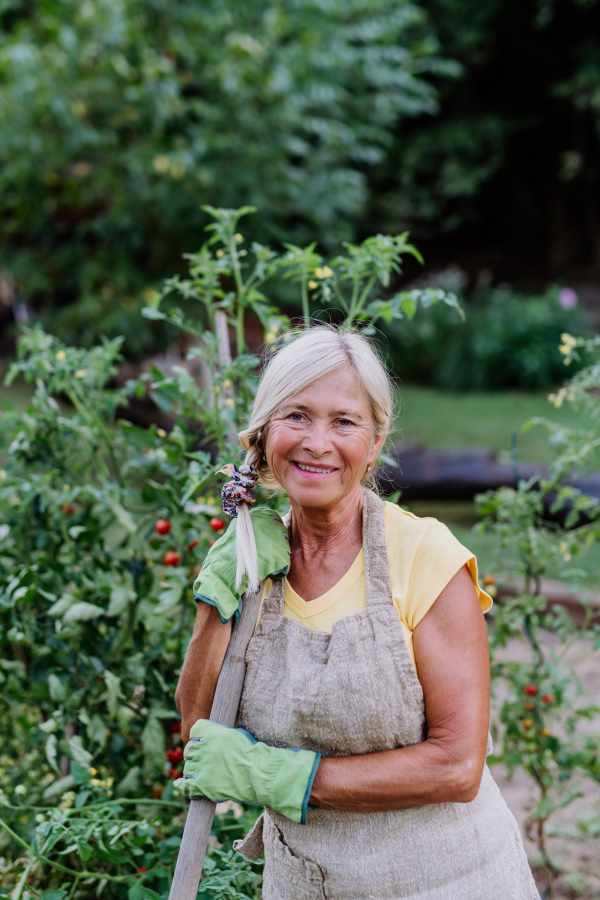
[476,334,600,894]
[0,0,454,353]
[387,285,588,390]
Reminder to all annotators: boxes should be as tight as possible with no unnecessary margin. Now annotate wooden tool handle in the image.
[168,586,263,899]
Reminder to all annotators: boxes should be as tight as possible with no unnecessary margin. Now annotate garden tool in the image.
[167,583,264,900]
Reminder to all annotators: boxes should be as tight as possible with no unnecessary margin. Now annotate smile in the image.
[294,462,336,475]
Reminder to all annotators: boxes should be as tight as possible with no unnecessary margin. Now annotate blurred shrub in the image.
[387,287,589,390]
[0,0,456,355]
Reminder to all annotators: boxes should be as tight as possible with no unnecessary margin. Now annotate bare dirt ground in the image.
[490,633,600,899]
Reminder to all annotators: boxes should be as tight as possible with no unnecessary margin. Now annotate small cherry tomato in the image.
[166,747,184,764]
[168,767,180,779]
[187,538,199,551]
[169,722,181,733]
[61,503,75,515]
[541,727,552,738]
[483,574,496,586]
[164,550,181,567]
[521,719,533,729]
[210,517,225,531]
[137,866,148,873]
[524,684,538,696]
[155,519,171,535]
[151,784,164,799]
[524,702,535,711]
[541,694,554,704]
[209,538,217,547]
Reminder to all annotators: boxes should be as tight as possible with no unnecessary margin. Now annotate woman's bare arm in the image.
[175,602,232,743]
[309,565,490,809]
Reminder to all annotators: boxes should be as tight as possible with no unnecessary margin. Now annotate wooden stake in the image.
[168,585,263,899]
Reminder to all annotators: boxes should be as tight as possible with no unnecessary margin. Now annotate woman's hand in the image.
[309,564,490,810]
[175,602,232,743]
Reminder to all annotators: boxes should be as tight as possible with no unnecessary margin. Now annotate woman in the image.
[175,326,539,899]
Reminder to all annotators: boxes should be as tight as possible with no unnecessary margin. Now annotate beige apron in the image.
[234,490,538,900]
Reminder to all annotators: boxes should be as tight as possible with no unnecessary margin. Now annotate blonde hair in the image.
[235,325,393,594]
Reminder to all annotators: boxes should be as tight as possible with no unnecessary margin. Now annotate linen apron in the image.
[234,489,539,900]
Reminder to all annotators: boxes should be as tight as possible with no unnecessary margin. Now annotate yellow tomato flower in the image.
[223,379,232,389]
[55,350,66,361]
[216,249,225,258]
[157,428,167,438]
[308,280,318,290]
[224,398,235,409]
[152,155,170,174]
[314,266,333,279]
[75,369,87,378]
[235,233,244,243]
[0,470,6,480]
[170,162,186,179]
[265,331,276,343]
[88,767,98,776]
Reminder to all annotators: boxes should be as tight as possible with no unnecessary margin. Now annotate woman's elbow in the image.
[450,756,484,803]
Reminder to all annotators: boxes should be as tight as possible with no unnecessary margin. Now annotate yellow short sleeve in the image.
[384,503,493,635]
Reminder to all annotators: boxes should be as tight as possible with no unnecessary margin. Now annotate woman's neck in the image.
[288,485,363,561]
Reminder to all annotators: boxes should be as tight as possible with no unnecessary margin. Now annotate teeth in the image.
[296,463,334,473]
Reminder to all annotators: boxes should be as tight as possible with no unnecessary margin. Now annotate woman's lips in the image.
[292,461,337,477]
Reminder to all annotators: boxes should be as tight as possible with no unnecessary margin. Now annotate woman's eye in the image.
[338,418,354,427]
[288,412,303,422]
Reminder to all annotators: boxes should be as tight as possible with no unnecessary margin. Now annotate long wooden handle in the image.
[168,587,263,899]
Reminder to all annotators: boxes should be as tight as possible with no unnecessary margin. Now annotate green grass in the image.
[393,385,580,465]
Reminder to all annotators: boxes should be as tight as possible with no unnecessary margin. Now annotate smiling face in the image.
[265,367,387,511]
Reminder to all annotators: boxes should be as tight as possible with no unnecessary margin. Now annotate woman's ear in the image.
[372,428,388,462]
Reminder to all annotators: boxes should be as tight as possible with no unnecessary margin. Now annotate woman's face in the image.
[266,367,386,511]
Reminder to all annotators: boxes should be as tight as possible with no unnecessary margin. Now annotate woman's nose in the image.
[302,422,330,456]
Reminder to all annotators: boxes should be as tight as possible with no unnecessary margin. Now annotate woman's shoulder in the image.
[382,500,469,561]
[383,500,448,540]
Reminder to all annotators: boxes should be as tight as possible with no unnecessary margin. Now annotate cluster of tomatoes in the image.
[154,515,225,567]
[520,684,554,741]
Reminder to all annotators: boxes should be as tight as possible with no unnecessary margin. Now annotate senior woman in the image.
[174,326,539,900]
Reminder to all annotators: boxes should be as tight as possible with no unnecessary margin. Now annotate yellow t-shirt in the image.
[259,501,493,672]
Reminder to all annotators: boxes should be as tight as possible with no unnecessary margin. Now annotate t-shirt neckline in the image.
[284,549,365,619]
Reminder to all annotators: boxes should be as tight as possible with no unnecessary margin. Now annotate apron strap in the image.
[363,488,395,609]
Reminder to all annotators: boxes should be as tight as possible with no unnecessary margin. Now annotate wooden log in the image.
[168,585,264,900]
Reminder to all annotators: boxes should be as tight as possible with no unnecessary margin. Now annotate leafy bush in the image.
[387,285,588,390]
[0,0,455,354]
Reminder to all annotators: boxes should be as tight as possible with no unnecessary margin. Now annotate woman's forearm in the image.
[175,602,232,743]
[309,736,485,811]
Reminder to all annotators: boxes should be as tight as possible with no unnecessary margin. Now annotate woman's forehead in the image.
[278,369,370,417]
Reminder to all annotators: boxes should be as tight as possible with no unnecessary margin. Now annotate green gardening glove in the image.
[173,720,321,825]
[193,507,290,626]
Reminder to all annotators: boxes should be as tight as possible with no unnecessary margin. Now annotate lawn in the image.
[394,384,580,464]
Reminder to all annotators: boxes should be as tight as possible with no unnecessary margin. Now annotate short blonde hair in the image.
[234,325,393,594]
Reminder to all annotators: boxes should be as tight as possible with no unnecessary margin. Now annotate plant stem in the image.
[301,267,309,326]
[0,816,130,884]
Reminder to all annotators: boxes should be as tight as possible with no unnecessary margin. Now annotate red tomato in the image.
[163,550,181,567]
[151,785,163,799]
[61,503,75,515]
[524,684,538,696]
[209,539,217,547]
[524,702,535,711]
[166,747,184,764]
[210,517,225,531]
[483,574,496,586]
[541,693,554,704]
[168,767,180,779]
[137,866,148,873]
[169,722,181,733]
[187,538,199,551]
[155,519,171,535]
